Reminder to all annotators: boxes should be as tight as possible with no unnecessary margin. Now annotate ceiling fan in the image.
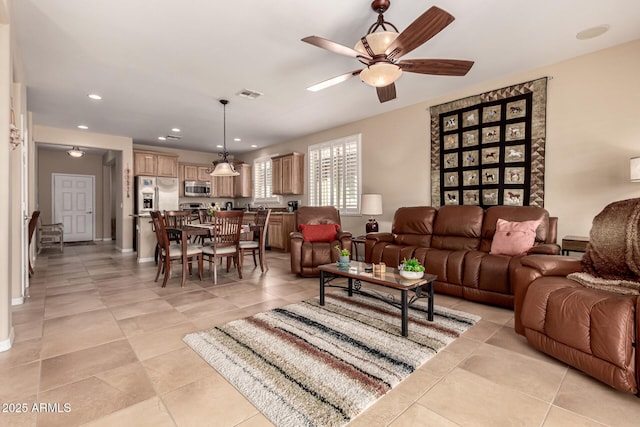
[302,0,474,103]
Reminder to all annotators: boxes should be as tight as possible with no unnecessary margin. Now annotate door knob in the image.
[87,211,93,214]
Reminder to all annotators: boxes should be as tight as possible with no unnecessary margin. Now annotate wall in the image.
[33,126,134,252]
[0,0,12,350]
[37,148,105,239]
[239,39,640,240]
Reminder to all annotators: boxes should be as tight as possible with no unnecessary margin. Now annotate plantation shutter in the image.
[253,156,280,203]
[308,134,361,214]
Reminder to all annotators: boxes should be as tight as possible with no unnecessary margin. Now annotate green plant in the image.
[334,245,350,257]
[400,257,425,272]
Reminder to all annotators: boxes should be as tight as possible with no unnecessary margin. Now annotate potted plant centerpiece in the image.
[399,257,425,279]
[335,245,351,267]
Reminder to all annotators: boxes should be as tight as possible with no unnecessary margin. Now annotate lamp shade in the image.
[359,63,402,88]
[361,194,383,216]
[631,157,640,182]
[67,146,85,158]
[210,161,239,177]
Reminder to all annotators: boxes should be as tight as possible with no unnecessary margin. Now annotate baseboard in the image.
[12,296,24,306]
[0,327,15,352]
[137,257,155,264]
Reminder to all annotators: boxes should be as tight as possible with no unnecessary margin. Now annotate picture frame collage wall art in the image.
[430,77,548,209]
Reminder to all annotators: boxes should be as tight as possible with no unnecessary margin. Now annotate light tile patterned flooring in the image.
[2,242,639,426]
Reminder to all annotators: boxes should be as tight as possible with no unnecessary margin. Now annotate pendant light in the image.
[209,99,239,176]
[67,146,85,158]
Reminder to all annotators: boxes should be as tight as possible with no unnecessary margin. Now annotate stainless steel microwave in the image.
[184,180,211,197]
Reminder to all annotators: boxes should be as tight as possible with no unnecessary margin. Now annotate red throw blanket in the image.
[581,198,640,281]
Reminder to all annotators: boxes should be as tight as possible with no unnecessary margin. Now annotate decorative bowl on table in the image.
[399,270,424,280]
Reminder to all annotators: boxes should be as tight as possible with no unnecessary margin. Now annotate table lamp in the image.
[631,156,640,182]
[361,193,383,233]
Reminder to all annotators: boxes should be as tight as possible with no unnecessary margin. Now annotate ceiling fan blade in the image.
[385,6,455,60]
[306,70,362,92]
[398,59,474,76]
[302,36,370,59]
[376,83,396,103]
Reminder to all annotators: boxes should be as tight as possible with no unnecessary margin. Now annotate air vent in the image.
[166,134,182,140]
[236,89,263,100]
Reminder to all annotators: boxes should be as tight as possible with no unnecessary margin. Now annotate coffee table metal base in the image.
[319,271,435,337]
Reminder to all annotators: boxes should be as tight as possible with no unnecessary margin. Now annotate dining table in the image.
[166,222,254,287]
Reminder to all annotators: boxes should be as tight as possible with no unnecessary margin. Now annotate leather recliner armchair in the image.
[290,206,352,277]
[514,198,640,395]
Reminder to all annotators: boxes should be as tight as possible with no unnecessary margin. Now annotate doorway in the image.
[53,173,95,242]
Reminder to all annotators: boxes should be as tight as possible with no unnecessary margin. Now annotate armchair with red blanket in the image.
[290,206,352,277]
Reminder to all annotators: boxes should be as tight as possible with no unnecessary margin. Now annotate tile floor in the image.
[2,242,639,426]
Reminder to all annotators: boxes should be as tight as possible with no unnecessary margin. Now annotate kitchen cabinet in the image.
[182,164,211,182]
[267,213,296,252]
[233,163,252,198]
[212,175,235,198]
[134,150,178,178]
[272,152,304,195]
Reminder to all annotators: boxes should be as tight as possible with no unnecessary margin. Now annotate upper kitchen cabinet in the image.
[272,152,304,195]
[182,164,212,182]
[134,150,179,177]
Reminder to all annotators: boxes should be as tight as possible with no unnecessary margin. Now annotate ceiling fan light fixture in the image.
[67,146,85,158]
[360,63,402,87]
[354,31,399,56]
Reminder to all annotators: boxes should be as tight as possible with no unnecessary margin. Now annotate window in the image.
[253,156,281,204]
[308,134,361,215]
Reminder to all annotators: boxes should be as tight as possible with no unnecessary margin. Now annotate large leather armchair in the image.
[514,198,640,395]
[290,206,352,277]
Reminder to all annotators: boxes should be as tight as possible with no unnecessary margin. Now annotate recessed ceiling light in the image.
[216,144,223,148]
[234,138,241,142]
[171,128,181,132]
[77,125,88,130]
[250,144,258,148]
[576,24,610,40]
[158,136,167,141]
[88,93,102,100]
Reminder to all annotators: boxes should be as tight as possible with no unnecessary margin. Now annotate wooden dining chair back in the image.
[201,211,244,284]
[163,210,191,243]
[195,209,215,245]
[240,209,271,272]
[150,210,203,287]
[197,209,215,224]
[27,210,41,276]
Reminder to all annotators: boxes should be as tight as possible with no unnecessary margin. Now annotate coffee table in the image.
[318,261,437,337]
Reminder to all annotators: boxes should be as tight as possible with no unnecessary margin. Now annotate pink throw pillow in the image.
[298,223,339,242]
[490,218,542,256]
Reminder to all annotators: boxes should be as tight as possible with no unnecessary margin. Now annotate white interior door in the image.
[53,173,95,242]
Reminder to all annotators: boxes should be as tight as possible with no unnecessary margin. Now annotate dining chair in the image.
[201,211,244,284]
[163,210,192,243]
[150,211,203,287]
[27,210,40,276]
[240,209,271,272]
[196,209,215,245]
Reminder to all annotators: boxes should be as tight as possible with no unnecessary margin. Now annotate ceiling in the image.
[12,0,640,155]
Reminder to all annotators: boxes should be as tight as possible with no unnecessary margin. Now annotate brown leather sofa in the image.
[365,205,559,307]
[513,255,639,395]
[290,206,352,277]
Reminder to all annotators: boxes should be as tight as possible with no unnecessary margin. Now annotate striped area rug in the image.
[183,292,480,427]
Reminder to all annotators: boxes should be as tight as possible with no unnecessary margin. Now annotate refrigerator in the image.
[135,176,179,214]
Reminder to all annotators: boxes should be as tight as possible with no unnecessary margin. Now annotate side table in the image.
[561,235,589,256]
[351,235,367,261]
